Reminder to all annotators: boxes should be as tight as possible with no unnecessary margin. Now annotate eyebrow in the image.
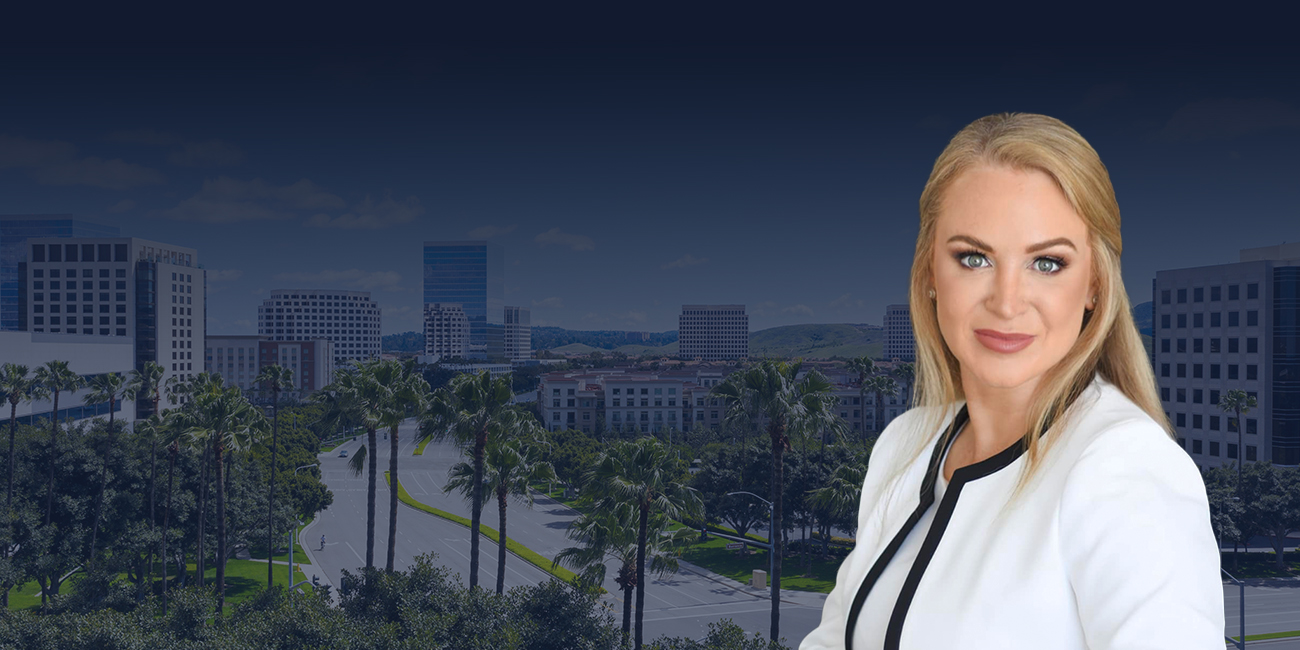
[946,234,1077,254]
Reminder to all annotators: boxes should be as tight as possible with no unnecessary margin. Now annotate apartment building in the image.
[257,289,380,367]
[424,302,469,359]
[679,304,748,360]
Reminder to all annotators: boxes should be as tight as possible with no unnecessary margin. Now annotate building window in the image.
[1247,282,1258,299]
[1247,310,1258,326]
[1191,439,1202,454]
[1194,287,1203,302]
[1246,446,1256,461]
[1211,286,1221,301]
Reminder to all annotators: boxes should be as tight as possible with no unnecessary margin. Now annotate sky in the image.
[2,33,1298,335]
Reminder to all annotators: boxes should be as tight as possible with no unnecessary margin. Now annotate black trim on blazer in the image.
[844,403,1035,650]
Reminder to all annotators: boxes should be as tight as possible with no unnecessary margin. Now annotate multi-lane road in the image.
[302,419,1281,646]
[304,420,828,645]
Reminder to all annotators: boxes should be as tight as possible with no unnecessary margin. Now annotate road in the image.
[307,420,827,645]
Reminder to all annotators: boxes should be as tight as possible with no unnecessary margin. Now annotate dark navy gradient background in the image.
[2,35,1296,334]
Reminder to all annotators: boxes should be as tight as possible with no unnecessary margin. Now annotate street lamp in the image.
[727,491,775,585]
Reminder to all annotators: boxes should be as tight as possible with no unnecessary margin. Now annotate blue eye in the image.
[954,249,1067,275]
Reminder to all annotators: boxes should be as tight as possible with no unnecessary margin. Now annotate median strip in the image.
[384,471,593,590]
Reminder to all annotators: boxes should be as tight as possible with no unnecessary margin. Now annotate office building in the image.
[678,304,749,360]
[1,214,119,331]
[884,303,917,362]
[205,335,334,400]
[25,237,203,416]
[424,303,470,359]
[505,305,531,361]
[0,330,135,427]
[423,241,504,361]
[1152,240,1300,471]
[257,289,381,367]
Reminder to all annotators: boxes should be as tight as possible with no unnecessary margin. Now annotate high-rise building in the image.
[505,305,531,361]
[884,303,916,362]
[204,335,264,392]
[256,289,381,367]
[424,303,470,359]
[1152,240,1300,472]
[423,241,504,361]
[25,237,203,417]
[1,214,119,331]
[678,304,749,360]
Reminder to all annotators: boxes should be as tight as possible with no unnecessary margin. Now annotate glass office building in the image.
[1,215,119,331]
[423,241,505,361]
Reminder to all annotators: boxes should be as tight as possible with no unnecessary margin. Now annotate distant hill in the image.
[750,323,882,360]
[532,327,677,351]
[382,331,425,352]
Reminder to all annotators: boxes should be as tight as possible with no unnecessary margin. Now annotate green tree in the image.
[127,360,166,598]
[711,359,843,644]
[316,363,386,572]
[84,371,137,563]
[254,363,295,588]
[445,421,556,594]
[175,384,267,614]
[0,363,32,608]
[421,369,516,590]
[376,359,430,573]
[844,356,874,443]
[586,436,703,650]
[32,360,84,526]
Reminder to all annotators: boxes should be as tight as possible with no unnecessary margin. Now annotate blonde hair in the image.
[869,112,1171,541]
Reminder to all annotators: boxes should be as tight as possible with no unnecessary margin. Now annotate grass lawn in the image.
[7,559,309,614]
[414,433,432,456]
[248,515,314,563]
[680,536,843,593]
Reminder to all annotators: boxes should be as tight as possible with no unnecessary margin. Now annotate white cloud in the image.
[535,227,595,251]
[532,296,565,309]
[156,176,346,224]
[168,140,245,167]
[207,269,243,282]
[272,269,404,292]
[662,254,708,270]
[467,224,517,239]
[0,134,77,168]
[0,134,163,190]
[616,310,647,323]
[783,304,814,317]
[107,199,136,213]
[305,193,422,229]
[829,292,866,310]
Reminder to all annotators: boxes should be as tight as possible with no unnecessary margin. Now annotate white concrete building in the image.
[204,335,334,400]
[0,331,136,427]
[257,289,380,367]
[883,303,916,363]
[678,304,748,360]
[424,303,469,359]
[25,237,203,416]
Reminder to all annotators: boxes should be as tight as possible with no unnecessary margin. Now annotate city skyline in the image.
[1,44,1297,336]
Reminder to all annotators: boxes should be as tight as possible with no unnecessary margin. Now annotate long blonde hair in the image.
[869,112,1171,539]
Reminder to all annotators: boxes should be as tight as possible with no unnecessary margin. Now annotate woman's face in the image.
[930,163,1096,393]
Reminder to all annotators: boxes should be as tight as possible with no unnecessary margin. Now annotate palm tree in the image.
[84,371,137,562]
[317,363,385,571]
[157,414,183,615]
[375,360,430,573]
[1219,388,1258,567]
[176,385,266,614]
[0,363,33,608]
[711,359,844,644]
[32,360,84,526]
[845,356,874,444]
[554,501,693,646]
[585,436,703,650]
[444,419,556,594]
[127,360,166,588]
[864,374,898,440]
[421,370,515,590]
[808,451,870,557]
[254,363,295,587]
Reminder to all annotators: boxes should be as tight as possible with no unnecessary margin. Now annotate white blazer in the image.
[800,373,1225,650]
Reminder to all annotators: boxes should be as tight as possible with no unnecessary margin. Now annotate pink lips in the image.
[975,329,1034,353]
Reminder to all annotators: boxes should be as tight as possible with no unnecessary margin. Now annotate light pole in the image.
[727,491,775,585]
[289,464,316,596]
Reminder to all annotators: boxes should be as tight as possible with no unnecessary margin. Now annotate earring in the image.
[928,288,935,299]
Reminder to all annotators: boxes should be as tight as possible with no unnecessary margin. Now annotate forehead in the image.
[937,164,1088,245]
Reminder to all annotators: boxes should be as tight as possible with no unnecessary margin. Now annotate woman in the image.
[800,113,1224,649]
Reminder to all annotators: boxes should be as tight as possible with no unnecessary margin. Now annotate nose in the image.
[986,265,1028,318]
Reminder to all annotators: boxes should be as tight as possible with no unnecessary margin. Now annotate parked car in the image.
[339,449,349,458]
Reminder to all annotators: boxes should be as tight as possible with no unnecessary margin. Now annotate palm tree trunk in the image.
[635,500,649,650]
[387,423,399,573]
[496,485,508,595]
[469,427,487,590]
[215,435,227,615]
[45,390,59,526]
[859,387,867,444]
[89,423,114,562]
[770,422,784,643]
[366,426,377,570]
[163,444,176,615]
[622,578,634,649]
[3,401,15,608]
[267,395,279,588]
[197,445,210,587]
[147,432,157,600]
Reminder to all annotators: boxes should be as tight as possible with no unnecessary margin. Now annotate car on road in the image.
[339,449,348,458]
